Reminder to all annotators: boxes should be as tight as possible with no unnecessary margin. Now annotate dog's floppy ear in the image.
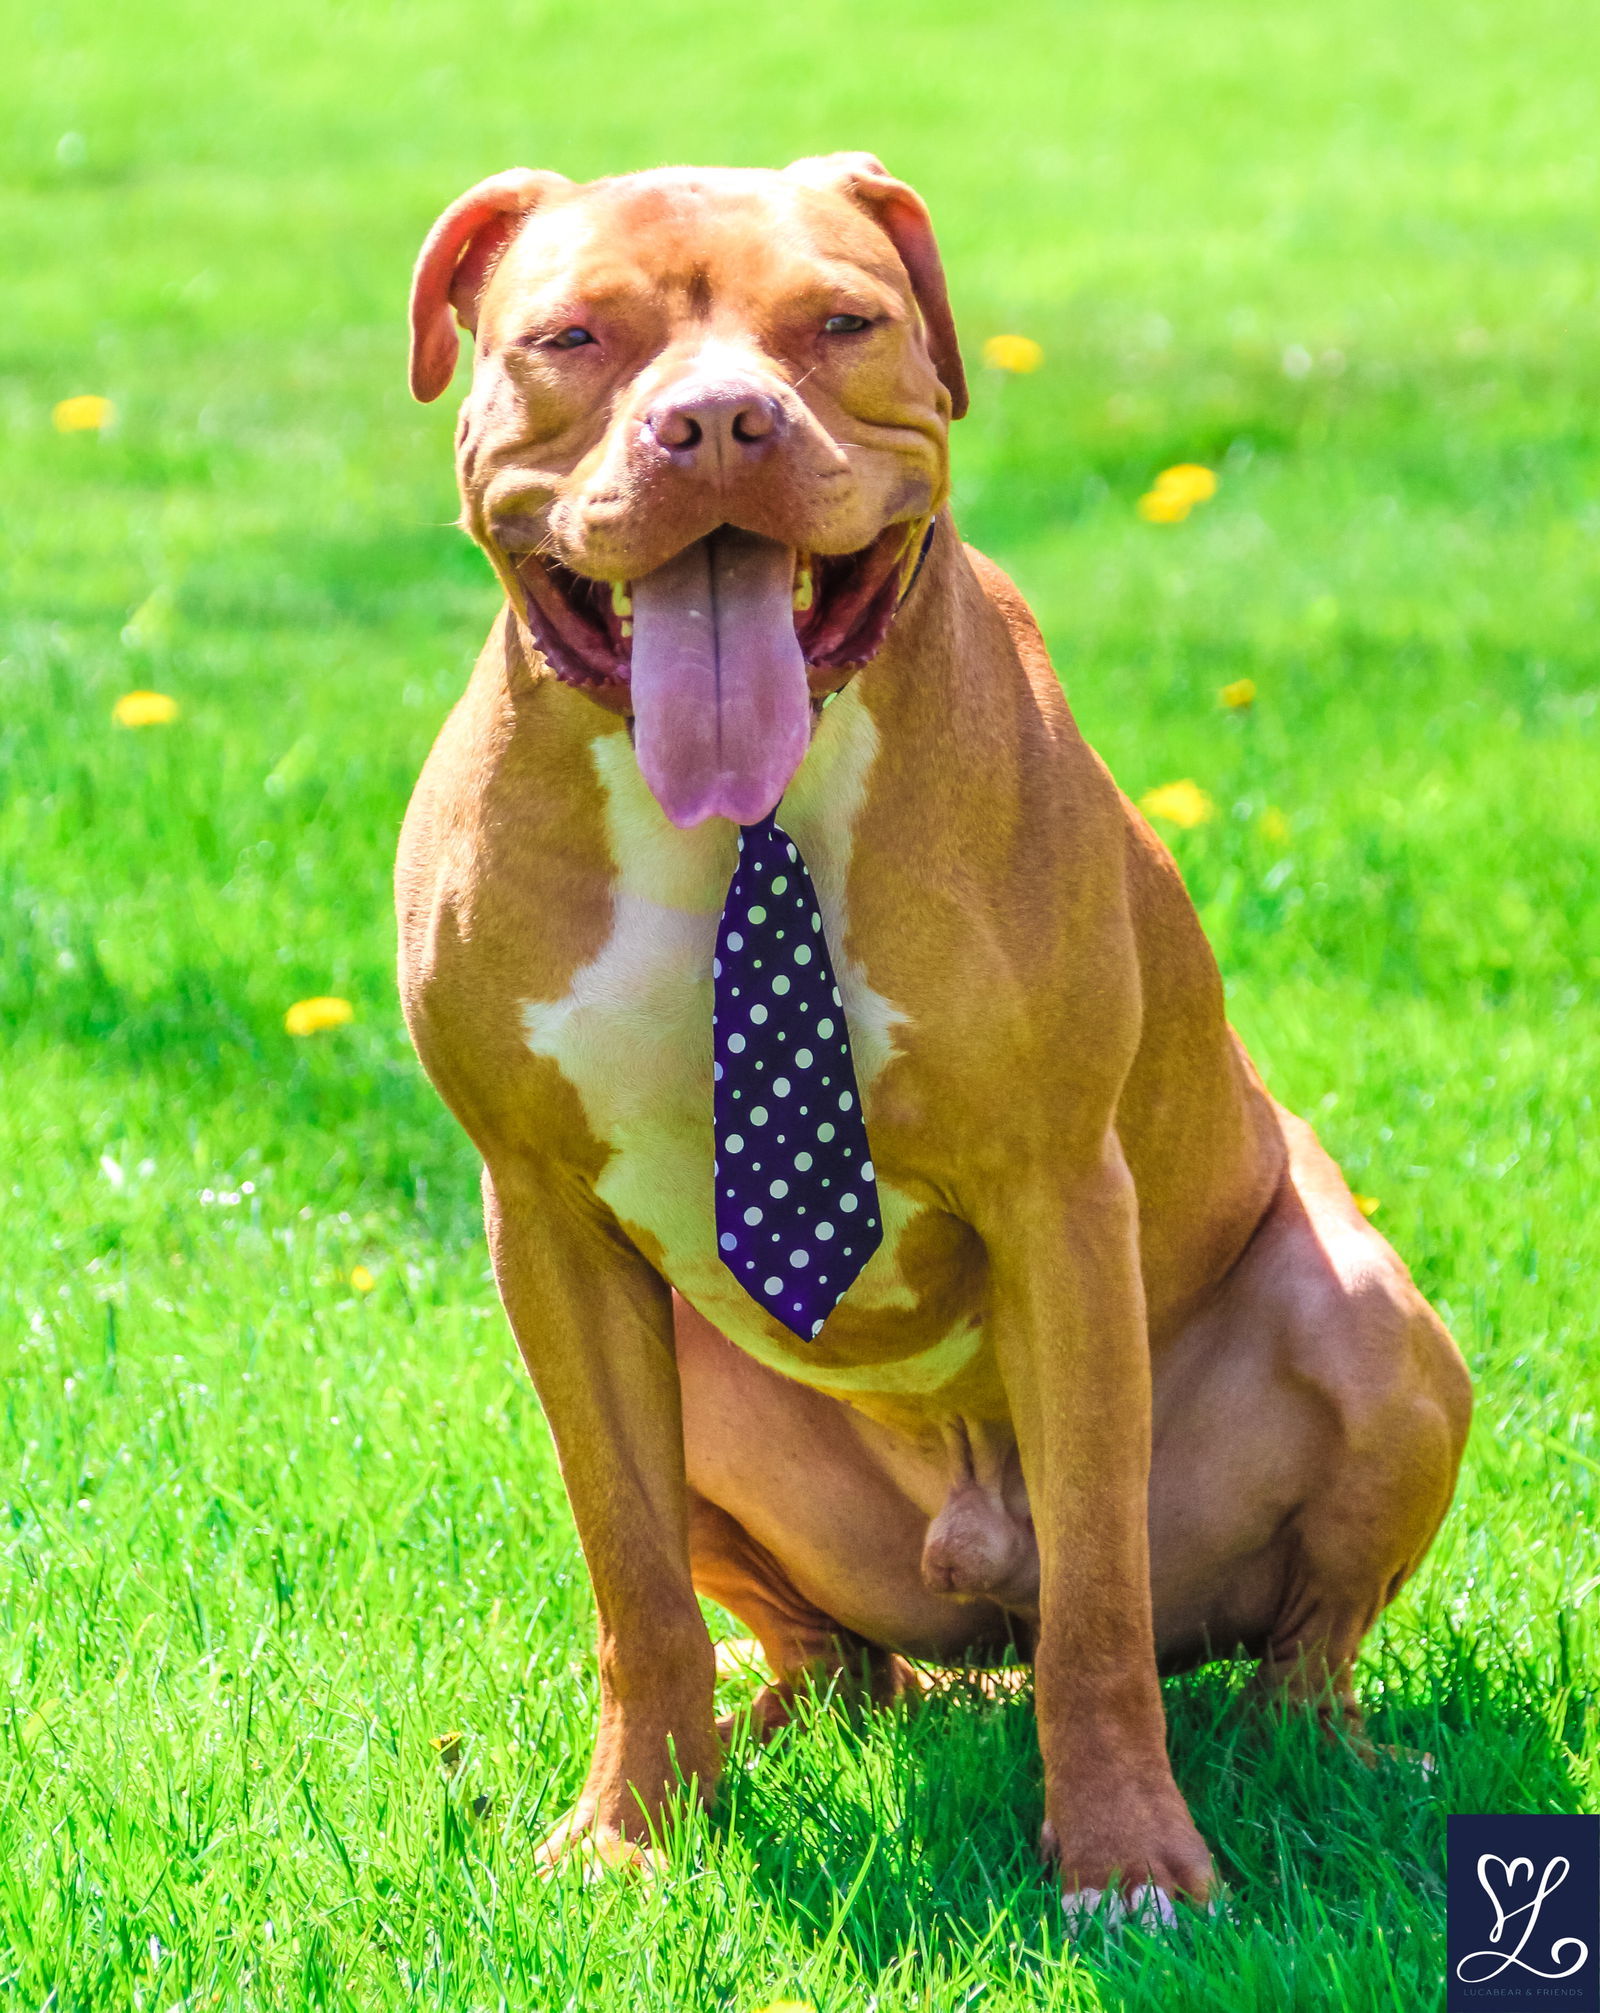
[785,152,968,421]
[409,168,572,402]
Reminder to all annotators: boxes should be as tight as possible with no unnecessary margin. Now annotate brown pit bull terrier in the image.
[395,154,1472,1912]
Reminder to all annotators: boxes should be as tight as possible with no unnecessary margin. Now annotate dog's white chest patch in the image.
[522,699,968,1392]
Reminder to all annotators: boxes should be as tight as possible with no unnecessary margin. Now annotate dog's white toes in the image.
[1061,1883,1179,1933]
[1374,1740,1438,1776]
[1123,1883,1180,1929]
[1060,1885,1106,1932]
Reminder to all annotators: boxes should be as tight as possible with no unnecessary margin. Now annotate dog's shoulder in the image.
[395,613,619,1082]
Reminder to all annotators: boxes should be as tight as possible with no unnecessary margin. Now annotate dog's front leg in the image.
[483,1162,719,1862]
[985,1138,1214,1911]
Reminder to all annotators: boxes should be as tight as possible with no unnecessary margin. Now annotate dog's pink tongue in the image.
[628,529,810,828]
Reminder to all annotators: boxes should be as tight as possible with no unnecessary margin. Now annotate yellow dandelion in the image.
[350,1265,376,1293]
[1260,806,1290,843]
[431,1731,465,1773]
[284,996,354,1037]
[1137,489,1193,524]
[1153,463,1218,506]
[1139,779,1215,829]
[1353,1194,1381,1218]
[112,690,180,728]
[1220,678,1256,711]
[54,394,115,433]
[1137,463,1218,524]
[982,333,1044,374]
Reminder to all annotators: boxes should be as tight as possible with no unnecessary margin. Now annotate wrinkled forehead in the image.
[480,167,908,327]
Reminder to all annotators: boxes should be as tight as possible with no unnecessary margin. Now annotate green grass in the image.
[3,0,1598,2005]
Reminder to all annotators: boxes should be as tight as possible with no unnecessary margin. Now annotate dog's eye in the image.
[823,313,872,335]
[545,326,596,350]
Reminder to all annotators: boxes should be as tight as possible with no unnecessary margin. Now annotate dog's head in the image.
[409,156,966,828]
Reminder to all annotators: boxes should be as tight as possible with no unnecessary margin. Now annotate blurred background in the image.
[3,1,1596,2006]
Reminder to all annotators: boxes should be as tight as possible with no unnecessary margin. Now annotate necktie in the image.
[712,813,883,1339]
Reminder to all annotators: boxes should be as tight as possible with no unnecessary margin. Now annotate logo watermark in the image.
[1448,1814,1599,2011]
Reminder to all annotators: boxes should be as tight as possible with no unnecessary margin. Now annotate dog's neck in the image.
[849,511,1070,808]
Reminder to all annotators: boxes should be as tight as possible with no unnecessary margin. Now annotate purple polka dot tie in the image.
[713,813,883,1340]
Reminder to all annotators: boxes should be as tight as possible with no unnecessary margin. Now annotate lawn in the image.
[3,0,1598,2006]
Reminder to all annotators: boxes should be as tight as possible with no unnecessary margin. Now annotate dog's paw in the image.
[535,1813,657,1883]
[1043,1801,1215,1916]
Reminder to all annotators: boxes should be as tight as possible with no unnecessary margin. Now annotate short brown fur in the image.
[397,156,1471,1906]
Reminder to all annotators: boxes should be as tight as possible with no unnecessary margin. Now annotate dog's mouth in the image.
[511,518,928,828]
[514,518,925,688]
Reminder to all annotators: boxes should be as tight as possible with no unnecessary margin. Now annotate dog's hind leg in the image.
[689,1494,922,1739]
[1219,1109,1471,1743]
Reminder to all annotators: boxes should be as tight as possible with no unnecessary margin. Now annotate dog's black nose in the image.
[645,379,784,465]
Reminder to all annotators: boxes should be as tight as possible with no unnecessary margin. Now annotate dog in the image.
[395,154,1472,1909]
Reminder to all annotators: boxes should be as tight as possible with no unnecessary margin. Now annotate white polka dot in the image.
[725,1133,745,1153]
[794,1048,813,1068]
[811,1319,825,1338]
[769,1179,789,1198]
[789,1249,809,1268]
[713,957,722,977]
[840,1193,859,1213]
[744,1207,763,1226]
[727,932,743,951]
[713,1062,723,1081]
[773,1077,792,1097]
[861,1161,875,1181]
[749,905,768,924]
[751,1004,768,1024]
[764,1275,783,1295]
[771,975,790,995]
[831,986,841,1004]
[728,1034,746,1053]
[794,1151,814,1171]
[771,876,788,895]
[750,1106,770,1126]
[816,1222,835,1240]
[817,1122,836,1143]
[811,911,822,931]
[838,1091,854,1111]
[817,1018,835,1039]
[786,843,796,861]
[720,1232,737,1250]
[794,944,812,965]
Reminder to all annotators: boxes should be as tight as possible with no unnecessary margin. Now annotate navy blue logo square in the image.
[1449,1814,1599,2011]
